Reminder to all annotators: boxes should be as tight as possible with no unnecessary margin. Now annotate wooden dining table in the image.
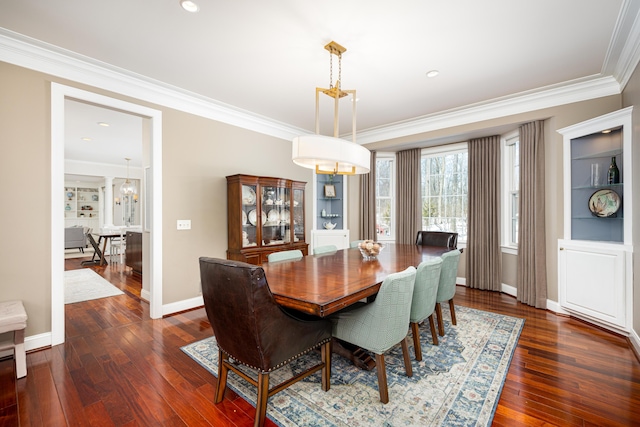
[262,243,452,317]
[262,243,454,369]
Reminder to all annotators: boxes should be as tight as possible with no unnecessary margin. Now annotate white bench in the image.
[0,300,28,378]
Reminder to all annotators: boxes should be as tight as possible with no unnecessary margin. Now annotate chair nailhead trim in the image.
[219,337,330,373]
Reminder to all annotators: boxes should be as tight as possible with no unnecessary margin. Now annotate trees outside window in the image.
[420,144,468,242]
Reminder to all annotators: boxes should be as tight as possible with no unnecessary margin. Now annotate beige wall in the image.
[0,62,52,337]
[160,108,312,303]
[622,63,640,334]
[0,61,314,336]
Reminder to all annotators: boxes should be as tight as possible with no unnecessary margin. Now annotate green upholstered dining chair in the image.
[435,249,461,337]
[267,249,303,263]
[314,244,337,254]
[330,266,417,404]
[409,257,443,360]
[350,240,364,248]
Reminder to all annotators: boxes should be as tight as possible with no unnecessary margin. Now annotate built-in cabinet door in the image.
[311,229,350,252]
[558,240,627,330]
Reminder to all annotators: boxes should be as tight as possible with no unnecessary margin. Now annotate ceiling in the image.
[1,0,638,163]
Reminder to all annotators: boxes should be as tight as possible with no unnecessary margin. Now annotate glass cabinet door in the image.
[293,188,305,243]
[241,184,258,247]
[261,185,290,245]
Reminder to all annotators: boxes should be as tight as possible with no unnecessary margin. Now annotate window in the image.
[375,155,395,240]
[420,143,468,242]
[502,132,519,249]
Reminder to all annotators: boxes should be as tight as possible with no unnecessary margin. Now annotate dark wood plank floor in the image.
[1,258,639,426]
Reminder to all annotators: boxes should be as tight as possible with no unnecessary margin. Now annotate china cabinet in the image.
[311,172,350,251]
[226,174,308,265]
[557,107,633,333]
[64,185,100,230]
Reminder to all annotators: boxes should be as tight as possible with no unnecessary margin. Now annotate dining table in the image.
[261,243,454,369]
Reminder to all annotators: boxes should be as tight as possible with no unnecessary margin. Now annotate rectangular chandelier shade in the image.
[292,135,370,175]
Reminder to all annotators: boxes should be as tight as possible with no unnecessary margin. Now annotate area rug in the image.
[64,269,124,304]
[181,306,524,426]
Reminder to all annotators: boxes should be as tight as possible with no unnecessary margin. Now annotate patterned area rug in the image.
[64,268,124,304]
[181,306,524,426]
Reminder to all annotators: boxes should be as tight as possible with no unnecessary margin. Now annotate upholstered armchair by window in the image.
[330,267,417,403]
[199,257,332,427]
[415,231,458,249]
[435,249,461,336]
[267,249,303,263]
[409,257,443,360]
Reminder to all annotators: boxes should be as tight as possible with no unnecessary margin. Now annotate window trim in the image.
[501,130,519,252]
[375,153,396,242]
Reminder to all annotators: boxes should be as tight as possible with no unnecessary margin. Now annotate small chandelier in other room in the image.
[120,157,137,196]
[292,41,371,175]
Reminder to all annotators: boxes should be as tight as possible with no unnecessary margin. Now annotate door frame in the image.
[51,83,164,345]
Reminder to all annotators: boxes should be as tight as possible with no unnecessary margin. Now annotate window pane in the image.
[421,150,468,242]
[375,157,394,239]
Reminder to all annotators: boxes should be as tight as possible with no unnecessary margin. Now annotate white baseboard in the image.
[140,288,151,302]
[629,329,640,357]
[162,295,204,317]
[501,283,517,297]
[462,280,568,316]
[546,299,569,315]
[0,332,52,359]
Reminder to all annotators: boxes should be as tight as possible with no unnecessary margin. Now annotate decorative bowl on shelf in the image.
[323,221,336,230]
[358,240,383,261]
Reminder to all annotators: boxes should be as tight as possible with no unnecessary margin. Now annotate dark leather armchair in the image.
[199,257,332,427]
[415,231,458,249]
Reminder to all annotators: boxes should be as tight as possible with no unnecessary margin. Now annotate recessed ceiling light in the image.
[81,137,92,141]
[180,0,199,12]
[426,70,439,78]
[97,122,109,127]
[602,129,612,134]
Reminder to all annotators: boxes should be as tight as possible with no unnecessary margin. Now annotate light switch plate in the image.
[177,219,191,230]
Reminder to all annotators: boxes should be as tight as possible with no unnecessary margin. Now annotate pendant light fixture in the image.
[120,158,137,196]
[292,41,371,175]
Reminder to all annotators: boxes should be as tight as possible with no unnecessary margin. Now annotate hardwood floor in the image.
[1,261,639,426]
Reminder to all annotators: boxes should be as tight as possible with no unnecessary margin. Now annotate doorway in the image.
[51,83,164,346]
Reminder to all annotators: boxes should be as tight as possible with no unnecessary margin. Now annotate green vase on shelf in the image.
[607,156,620,184]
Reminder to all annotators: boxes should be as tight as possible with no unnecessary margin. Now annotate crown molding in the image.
[0,27,628,146]
[603,0,640,90]
[355,75,621,145]
[0,28,306,141]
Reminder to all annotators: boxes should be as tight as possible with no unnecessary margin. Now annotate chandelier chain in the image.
[329,50,333,89]
[338,52,342,89]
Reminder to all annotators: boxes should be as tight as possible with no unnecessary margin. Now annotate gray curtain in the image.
[466,136,501,291]
[395,148,421,244]
[517,121,547,308]
[359,150,376,240]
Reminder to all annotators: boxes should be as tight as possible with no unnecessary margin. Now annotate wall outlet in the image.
[177,219,191,230]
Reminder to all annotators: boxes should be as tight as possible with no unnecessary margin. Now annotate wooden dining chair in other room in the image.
[330,266,417,404]
[409,257,443,360]
[267,249,303,263]
[435,249,461,337]
[415,231,458,249]
[314,244,337,254]
[198,258,332,427]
